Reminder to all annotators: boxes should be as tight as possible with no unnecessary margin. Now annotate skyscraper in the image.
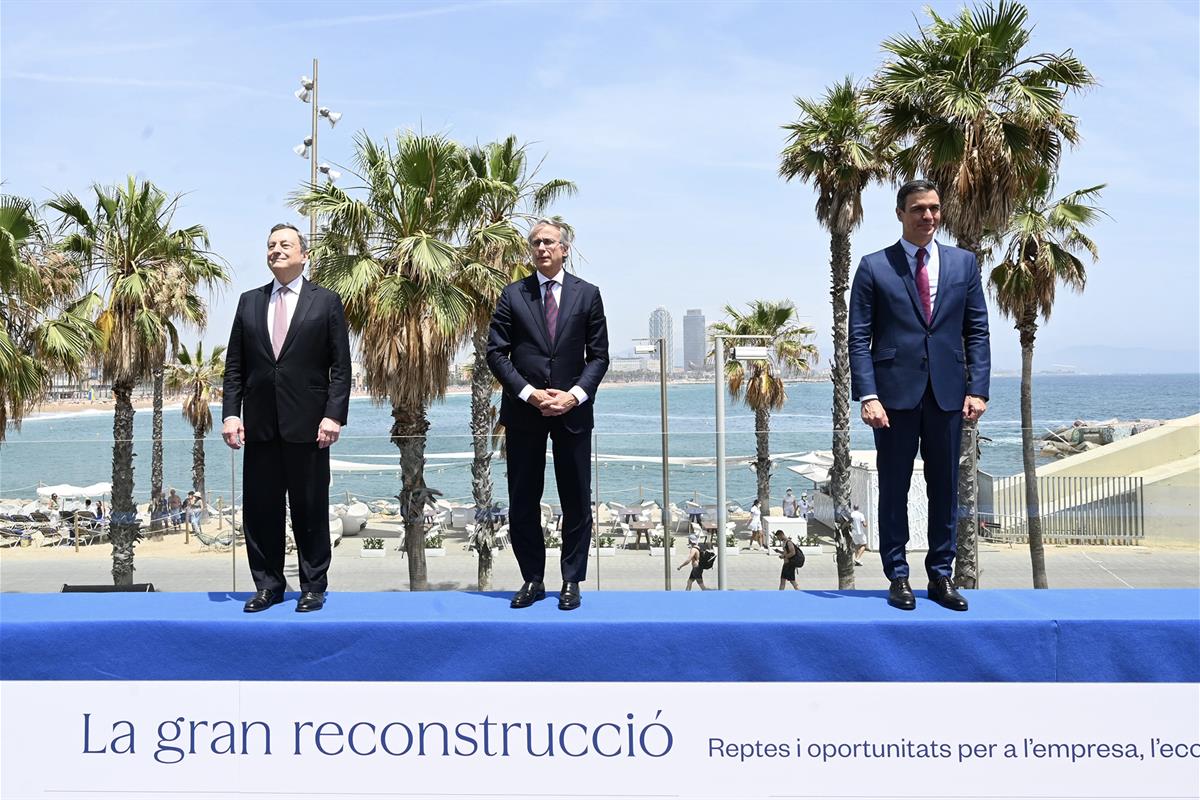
[683,308,706,372]
[648,307,673,370]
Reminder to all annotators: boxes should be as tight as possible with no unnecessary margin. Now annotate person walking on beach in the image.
[773,530,804,590]
[849,504,868,566]
[782,488,798,518]
[186,491,204,536]
[849,179,991,611]
[167,488,183,528]
[487,217,610,611]
[677,532,710,590]
[222,222,352,614]
[746,498,765,550]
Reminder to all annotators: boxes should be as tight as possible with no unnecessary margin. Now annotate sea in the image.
[2,374,1196,511]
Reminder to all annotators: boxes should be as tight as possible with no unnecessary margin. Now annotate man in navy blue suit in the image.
[486,218,610,611]
[849,180,991,611]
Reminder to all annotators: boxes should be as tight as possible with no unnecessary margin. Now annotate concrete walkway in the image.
[2,527,1196,594]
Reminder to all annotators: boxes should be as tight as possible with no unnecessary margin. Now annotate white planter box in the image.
[721,547,739,557]
[424,548,446,557]
[648,545,675,556]
[545,548,561,558]
[799,546,824,557]
[594,547,617,556]
[359,548,385,558]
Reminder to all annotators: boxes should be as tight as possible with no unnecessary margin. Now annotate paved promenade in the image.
[2,524,1196,594]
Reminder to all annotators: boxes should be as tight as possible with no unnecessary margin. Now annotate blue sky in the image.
[3,0,1197,374]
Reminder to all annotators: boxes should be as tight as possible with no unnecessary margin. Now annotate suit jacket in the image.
[848,241,990,412]
[486,272,610,434]
[222,278,352,442]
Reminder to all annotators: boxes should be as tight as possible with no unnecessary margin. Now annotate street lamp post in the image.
[711,334,774,590]
[635,338,671,590]
[293,59,342,257]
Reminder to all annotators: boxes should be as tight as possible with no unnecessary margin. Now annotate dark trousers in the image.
[505,422,592,583]
[872,383,962,581]
[243,439,332,594]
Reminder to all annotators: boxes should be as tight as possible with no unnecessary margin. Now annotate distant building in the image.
[648,307,673,370]
[683,309,706,372]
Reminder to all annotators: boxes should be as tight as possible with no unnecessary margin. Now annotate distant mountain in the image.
[1038,345,1200,375]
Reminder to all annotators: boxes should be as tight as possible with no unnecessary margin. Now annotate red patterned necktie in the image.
[915,247,932,324]
[544,279,558,343]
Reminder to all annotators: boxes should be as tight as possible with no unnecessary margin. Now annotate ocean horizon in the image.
[2,373,1197,510]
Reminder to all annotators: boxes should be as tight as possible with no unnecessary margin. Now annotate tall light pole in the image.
[293,59,342,256]
[712,334,773,590]
[635,338,671,590]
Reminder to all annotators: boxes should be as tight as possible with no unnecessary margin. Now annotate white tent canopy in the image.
[36,482,111,499]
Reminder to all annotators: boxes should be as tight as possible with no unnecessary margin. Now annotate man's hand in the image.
[963,395,988,422]
[222,417,245,450]
[317,418,341,449]
[540,388,578,416]
[526,389,556,410]
[861,399,890,429]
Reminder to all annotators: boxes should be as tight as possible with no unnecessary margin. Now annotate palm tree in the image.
[165,341,226,528]
[0,194,98,440]
[780,77,890,590]
[298,131,513,590]
[989,171,1104,588]
[458,137,575,589]
[868,0,1096,587]
[710,301,819,516]
[50,178,227,585]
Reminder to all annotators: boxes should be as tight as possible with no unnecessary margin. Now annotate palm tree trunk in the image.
[392,400,430,591]
[192,425,206,525]
[829,229,855,589]
[954,234,984,589]
[150,365,164,531]
[1018,310,1048,588]
[469,321,496,590]
[109,379,139,585]
[754,406,771,515]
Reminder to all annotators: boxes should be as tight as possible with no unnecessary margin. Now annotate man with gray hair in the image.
[222,222,352,614]
[487,218,610,610]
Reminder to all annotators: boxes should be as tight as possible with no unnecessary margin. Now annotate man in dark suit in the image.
[849,180,991,611]
[222,223,352,613]
[487,218,609,611]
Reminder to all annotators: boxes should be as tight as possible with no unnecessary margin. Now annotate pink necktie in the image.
[915,247,932,324]
[544,280,558,343]
[272,286,290,359]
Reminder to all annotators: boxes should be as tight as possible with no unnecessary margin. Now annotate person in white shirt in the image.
[850,504,868,566]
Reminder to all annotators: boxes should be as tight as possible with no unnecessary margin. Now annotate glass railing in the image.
[1,398,1196,593]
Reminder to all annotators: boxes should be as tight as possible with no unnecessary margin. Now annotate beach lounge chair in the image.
[194,527,233,550]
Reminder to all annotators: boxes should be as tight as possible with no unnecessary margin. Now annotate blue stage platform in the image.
[2,589,1197,683]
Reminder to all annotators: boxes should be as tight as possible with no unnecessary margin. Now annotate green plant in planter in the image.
[650,532,673,548]
[544,532,562,549]
[598,535,616,548]
[424,532,444,549]
[804,530,821,547]
[725,533,737,549]
[362,537,384,550]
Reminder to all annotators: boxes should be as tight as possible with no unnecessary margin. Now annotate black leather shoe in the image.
[295,591,325,613]
[558,581,581,611]
[887,578,916,610]
[510,581,545,609]
[243,589,283,613]
[928,577,969,611]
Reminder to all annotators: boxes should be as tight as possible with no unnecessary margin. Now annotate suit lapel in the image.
[928,247,959,329]
[886,242,928,328]
[553,273,583,353]
[254,283,274,358]
[278,278,316,360]
[521,274,553,352]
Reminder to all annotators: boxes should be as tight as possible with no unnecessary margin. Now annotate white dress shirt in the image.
[268,273,304,332]
[517,269,589,406]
